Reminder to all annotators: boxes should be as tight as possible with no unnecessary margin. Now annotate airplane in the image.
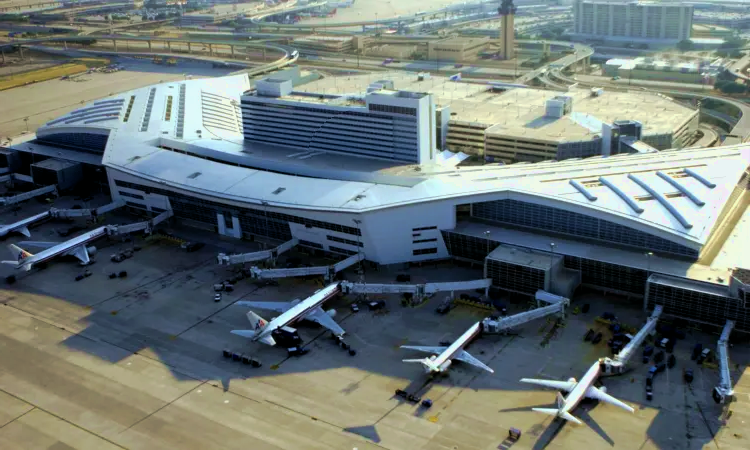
[0,211,50,238]
[520,360,635,424]
[400,321,494,374]
[231,282,344,346]
[1,226,107,271]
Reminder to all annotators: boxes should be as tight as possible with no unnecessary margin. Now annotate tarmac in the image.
[0,202,746,450]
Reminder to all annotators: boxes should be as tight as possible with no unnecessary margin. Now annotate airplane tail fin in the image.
[246,310,268,333]
[402,357,439,373]
[7,244,33,262]
[531,408,582,425]
[556,392,565,409]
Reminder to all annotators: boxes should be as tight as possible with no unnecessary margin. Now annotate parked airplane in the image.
[1,226,107,271]
[520,360,634,424]
[0,211,50,238]
[231,282,344,346]
[401,321,494,374]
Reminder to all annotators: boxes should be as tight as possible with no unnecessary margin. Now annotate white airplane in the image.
[520,360,635,424]
[231,282,344,346]
[0,211,50,238]
[401,321,494,374]
[1,226,106,271]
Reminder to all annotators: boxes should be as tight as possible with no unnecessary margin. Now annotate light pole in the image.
[549,242,556,291]
[484,230,491,255]
[646,251,653,274]
[23,117,29,133]
[353,218,363,274]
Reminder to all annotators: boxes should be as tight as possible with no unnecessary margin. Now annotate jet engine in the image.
[599,386,607,394]
[439,360,452,371]
[87,246,97,256]
[568,377,577,383]
[326,309,336,318]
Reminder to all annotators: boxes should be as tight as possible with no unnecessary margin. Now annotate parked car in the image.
[684,368,694,383]
[368,300,386,311]
[697,348,711,364]
[645,384,653,401]
[350,303,360,313]
[214,293,222,302]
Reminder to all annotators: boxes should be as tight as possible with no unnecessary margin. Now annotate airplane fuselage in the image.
[16,227,107,269]
[561,361,601,413]
[431,321,482,372]
[255,283,340,341]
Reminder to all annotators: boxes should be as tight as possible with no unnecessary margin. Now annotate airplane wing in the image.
[66,245,90,264]
[400,345,449,354]
[520,378,577,392]
[454,350,494,373]
[17,241,57,249]
[585,386,635,413]
[235,301,292,313]
[304,307,345,336]
[18,227,30,238]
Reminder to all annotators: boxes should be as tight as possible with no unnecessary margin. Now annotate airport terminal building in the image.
[6,71,750,332]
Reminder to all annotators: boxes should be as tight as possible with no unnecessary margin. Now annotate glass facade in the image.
[486,259,546,295]
[36,133,109,154]
[472,199,698,258]
[647,281,750,333]
[564,255,647,296]
[441,231,500,262]
[113,180,360,242]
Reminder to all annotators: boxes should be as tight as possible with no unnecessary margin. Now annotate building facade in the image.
[572,0,693,44]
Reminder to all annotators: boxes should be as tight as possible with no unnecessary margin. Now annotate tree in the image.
[718,81,747,95]
[677,39,694,52]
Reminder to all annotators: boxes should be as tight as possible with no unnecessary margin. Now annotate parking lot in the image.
[0,199,746,449]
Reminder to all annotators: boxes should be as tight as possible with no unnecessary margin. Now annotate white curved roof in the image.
[35,75,750,250]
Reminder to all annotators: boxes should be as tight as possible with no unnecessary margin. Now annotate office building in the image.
[427,36,490,62]
[572,0,694,45]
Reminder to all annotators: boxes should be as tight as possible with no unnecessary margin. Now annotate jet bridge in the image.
[340,278,492,299]
[106,209,173,236]
[0,185,57,206]
[481,290,569,334]
[714,320,735,404]
[49,200,125,219]
[601,305,663,375]
[247,252,364,281]
[217,238,298,266]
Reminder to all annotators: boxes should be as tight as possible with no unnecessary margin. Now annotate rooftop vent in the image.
[272,187,286,195]
[188,172,202,179]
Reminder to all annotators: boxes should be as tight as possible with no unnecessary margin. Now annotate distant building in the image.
[604,57,725,84]
[427,36,490,62]
[572,0,693,45]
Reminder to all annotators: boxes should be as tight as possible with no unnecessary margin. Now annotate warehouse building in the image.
[427,36,491,62]
[6,71,750,332]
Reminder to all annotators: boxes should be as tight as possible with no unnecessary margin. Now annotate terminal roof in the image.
[32,75,750,252]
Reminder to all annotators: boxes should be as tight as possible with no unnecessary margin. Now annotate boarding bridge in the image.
[481,290,569,334]
[50,200,125,219]
[106,209,173,236]
[340,278,492,299]
[715,320,735,404]
[601,305,663,375]
[247,252,364,281]
[217,238,298,265]
[0,185,57,206]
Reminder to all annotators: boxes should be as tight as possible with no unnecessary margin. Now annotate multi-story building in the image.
[572,0,694,45]
[241,78,437,164]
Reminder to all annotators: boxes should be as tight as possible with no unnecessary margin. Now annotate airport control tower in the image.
[498,0,517,60]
